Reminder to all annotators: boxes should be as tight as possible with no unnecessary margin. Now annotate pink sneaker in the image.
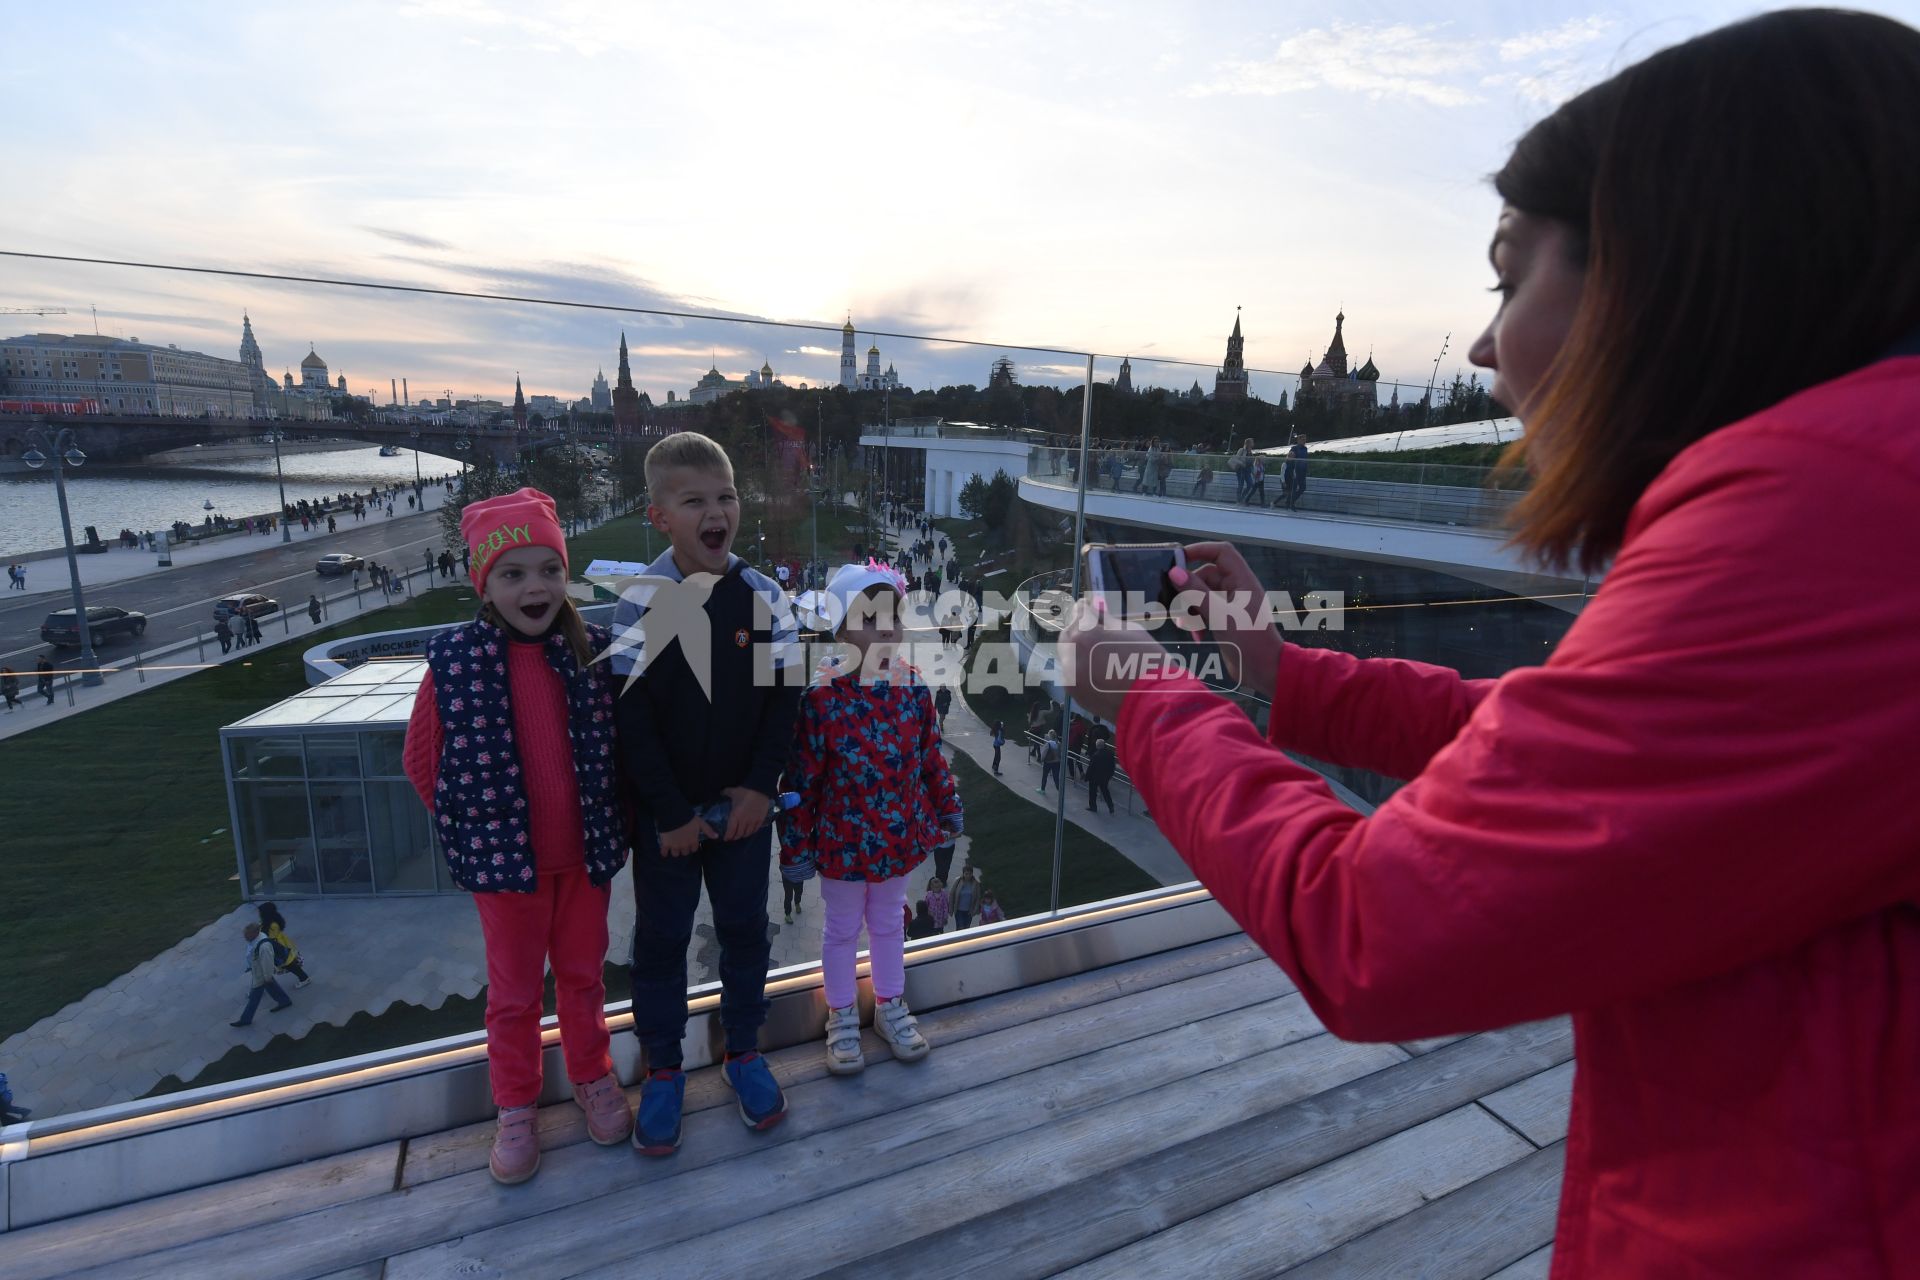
[572,1072,634,1146]
[489,1104,540,1185]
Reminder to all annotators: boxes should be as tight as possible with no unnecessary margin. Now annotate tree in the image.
[959,469,1017,531]
[439,451,515,550]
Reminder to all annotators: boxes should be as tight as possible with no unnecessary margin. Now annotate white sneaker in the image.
[874,996,930,1062]
[824,1005,865,1075]
[295,977,311,988]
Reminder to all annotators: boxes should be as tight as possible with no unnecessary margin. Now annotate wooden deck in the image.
[7,936,1572,1279]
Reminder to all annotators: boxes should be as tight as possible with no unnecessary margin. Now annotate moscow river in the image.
[0,444,462,557]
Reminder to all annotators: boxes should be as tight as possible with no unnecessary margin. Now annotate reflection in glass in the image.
[233,780,316,894]
[367,781,437,892]
[305,734,362,778]
[311,782,373,893]
[229,735,305,780]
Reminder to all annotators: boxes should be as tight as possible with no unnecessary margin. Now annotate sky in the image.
[4,0,1917,409]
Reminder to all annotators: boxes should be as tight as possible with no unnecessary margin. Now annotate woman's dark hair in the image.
[1495,9,1920,573]
[258,902,285,931]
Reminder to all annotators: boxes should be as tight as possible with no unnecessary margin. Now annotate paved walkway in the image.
[4,483,456,595]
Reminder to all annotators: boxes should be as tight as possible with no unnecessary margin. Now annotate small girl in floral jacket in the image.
[781,561,962,1076]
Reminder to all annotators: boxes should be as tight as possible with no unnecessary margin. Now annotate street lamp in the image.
[22,427,103,687]
[265,429,291,543]
[409,425,423,494]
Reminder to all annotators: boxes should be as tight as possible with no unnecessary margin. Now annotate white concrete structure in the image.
[859,427,1034,518]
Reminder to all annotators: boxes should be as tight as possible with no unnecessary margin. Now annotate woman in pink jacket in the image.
[1065,11,1920,1277]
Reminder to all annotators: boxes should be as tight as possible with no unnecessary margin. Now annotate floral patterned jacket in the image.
[779,656,963,882]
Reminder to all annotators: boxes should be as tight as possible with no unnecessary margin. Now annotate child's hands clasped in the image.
[659,814,717,858]
[721,786,772,843]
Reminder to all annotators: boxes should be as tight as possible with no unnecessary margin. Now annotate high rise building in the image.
[590,367,612,412]
[611,333,644,433]
[1214,309,1249,402]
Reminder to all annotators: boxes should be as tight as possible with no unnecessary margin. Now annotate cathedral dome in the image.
[301,348,327,369]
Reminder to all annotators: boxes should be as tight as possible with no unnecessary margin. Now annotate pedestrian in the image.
[307,595,322,625]
[1067,716,1088,781]
[991,720,1005,775]
[36,656,54,705]
[950,865,980,929]
[1245,455,1268,506]
[230,922,293,1027]
[425,549,435,579]
[933,684,952,730]
[327,515,336,534]
[1283,440,1310,511]
[215,616,233,654]
[1,667,19,713]
[246,613,264,645]
[257,902,312,987]
[1038,729,1061,794]
[1230,439,1253,503]
[907,900,940,940]
[1027,702,1049,762]
[781,857,807,925]
[976,890,1005,926]
[0,1072,30,1124]
[1196,458,1216,500]
[1086,732,1117,815]
[925,877,951,933]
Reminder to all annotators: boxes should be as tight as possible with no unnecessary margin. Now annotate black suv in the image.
[41,606,148,648]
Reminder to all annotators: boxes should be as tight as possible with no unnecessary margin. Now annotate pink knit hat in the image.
[461,487,567,595]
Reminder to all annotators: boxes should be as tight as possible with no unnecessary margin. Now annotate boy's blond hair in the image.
[644,432,733,499]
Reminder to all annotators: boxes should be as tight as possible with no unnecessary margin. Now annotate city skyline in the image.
[5,1,1907,406]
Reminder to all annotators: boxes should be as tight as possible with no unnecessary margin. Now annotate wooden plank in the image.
[399,934,1273,1187]
[312,1267,386,1280]
[1479,1060,1574,1147]
[1278,1141,1567,1280]
[1400,1034,1469,1055]
[1,1142,401,1280]
[837,1018,1574,1280]
[1055,1107,1534,1280]
[565,1034,1407,1280]
[392,993,1363,1279]
[78,958,1298,1280]
[1487,1245,1554,1279]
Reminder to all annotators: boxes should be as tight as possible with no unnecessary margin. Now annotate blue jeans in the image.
[629,824,773,1069]
[236,980,291,1025]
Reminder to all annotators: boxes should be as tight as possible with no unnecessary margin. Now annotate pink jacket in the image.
[1118,356,1920,1278]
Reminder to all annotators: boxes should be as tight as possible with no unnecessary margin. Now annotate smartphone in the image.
[1082,542,1186,621]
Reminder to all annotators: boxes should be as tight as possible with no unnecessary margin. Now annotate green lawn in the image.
[947,747,1156,919]
[0,587,485,1041]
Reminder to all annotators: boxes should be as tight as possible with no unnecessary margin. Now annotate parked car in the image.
[214,594,280,622]
[41,605,147,648]
[315,552,365,576]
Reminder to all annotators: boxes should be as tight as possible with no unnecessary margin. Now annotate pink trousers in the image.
[472,865,612,1108]
[818,874,910,1010]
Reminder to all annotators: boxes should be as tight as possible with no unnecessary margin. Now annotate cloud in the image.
[360,225,454,251]
[1188,22,1485,107]
[1190,15,1615,109]
[1499,16,1613,62]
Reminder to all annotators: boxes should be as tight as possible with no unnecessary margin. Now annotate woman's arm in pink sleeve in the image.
[402,669,442,810]
[1261,643,1498,782]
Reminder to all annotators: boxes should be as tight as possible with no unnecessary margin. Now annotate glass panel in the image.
[366,781,436,892]
[233,780,317,896]
[305,733,361,778]
[228,734,305,779]
[311,782,373,893]
[361,729,408,778]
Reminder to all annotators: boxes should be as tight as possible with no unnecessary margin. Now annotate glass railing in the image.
[1024,445,1525,530]
[0,263,1579,1131]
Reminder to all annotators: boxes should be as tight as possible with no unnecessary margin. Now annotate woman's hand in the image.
[1180,541,1283,699]
[1059,599,1174,724]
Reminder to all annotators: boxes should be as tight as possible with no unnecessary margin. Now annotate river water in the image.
[0,446,464,557]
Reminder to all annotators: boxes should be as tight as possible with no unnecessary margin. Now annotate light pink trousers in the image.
[818,874,910,1009]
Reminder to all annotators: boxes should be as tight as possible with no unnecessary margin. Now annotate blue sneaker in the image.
[632,1068,685,1157]
[723,1052,788,1131]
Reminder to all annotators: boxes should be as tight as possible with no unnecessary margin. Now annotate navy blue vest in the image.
[426,617,627,893]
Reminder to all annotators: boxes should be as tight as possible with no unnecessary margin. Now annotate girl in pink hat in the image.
[402,487,632,1183]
